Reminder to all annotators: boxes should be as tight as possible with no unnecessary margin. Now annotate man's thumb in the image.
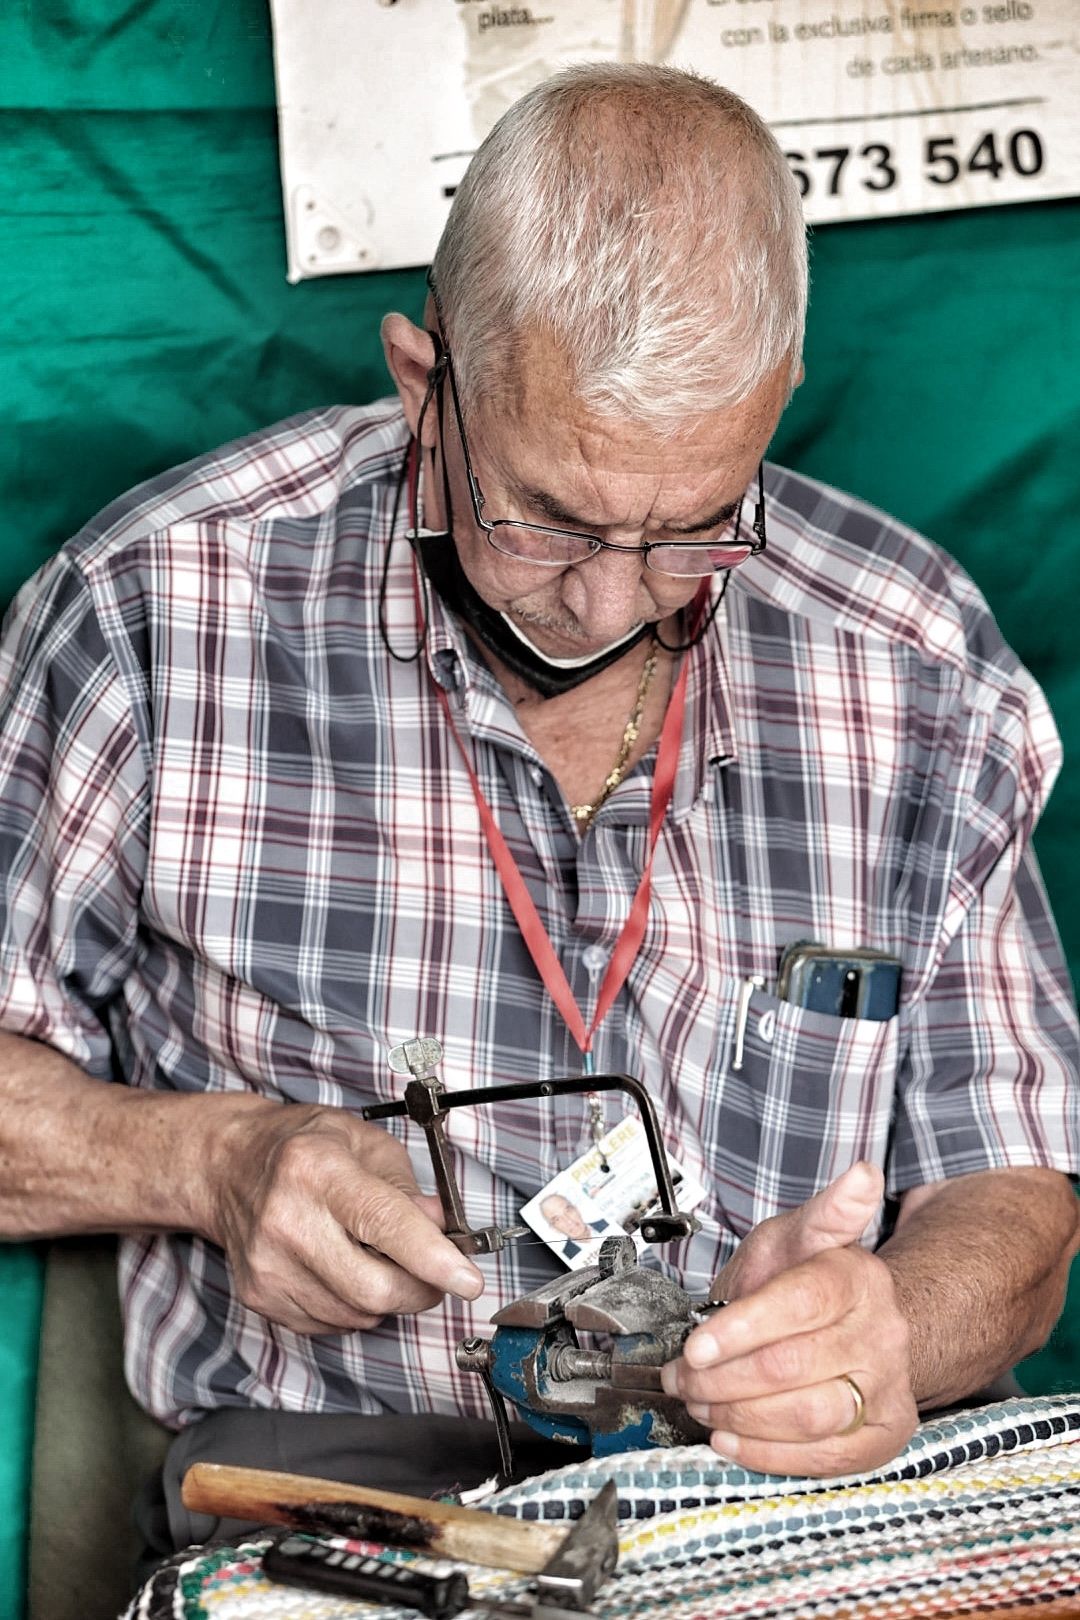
[713,1160,884,1300]
[795,1160,885,1254]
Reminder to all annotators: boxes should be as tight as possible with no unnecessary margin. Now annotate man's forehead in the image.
[469,380,775,531]
[470,327,787,477]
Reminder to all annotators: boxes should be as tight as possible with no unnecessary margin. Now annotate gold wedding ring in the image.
[838,1373,867,1436]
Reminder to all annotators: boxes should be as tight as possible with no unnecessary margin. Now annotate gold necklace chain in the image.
[571,639,659,828]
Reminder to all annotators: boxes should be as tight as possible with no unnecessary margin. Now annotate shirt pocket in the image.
[683,977,903,1250]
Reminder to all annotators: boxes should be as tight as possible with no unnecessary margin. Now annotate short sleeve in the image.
[0,553,149,1074]
[888,674,1080,1191]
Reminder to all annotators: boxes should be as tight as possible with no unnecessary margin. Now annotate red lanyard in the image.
[418,535,701,1070]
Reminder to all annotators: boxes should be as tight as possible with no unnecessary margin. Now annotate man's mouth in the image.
[504,608,648,663]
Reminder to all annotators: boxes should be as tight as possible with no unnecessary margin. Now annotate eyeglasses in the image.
[430,331,767,579]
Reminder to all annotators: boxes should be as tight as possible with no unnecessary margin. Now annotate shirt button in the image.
[582,945,609,975]
[530,765,544,786]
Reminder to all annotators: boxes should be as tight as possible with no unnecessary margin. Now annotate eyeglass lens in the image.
[485,522,753,577]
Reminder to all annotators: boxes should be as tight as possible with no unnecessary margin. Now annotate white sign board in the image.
[269,0,1079,279]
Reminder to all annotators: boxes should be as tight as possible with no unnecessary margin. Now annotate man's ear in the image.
[381,313,439,446]
[782,358,806,412]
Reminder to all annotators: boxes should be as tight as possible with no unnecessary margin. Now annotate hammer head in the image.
[489,1480,619,1620]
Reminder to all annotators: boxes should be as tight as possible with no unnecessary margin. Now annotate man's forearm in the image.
[880,1167,1080,1410]
[0,1030,271,1241]
[0,1030,483,1328]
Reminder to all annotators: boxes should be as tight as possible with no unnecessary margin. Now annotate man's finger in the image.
[701,1419,904,1479]
[684,1245,867,1371]
[412,1191,449,1228]
[683,1372,873,1445]
[237,1215,446,1331]
[332,1179,484,1301]
[793,1161,885,1253]
[713,1160,884,1300]
[320,1233,447,1317]
[239,1262,388,1336]
[276,1284,386,1337]
[666,1320,852,1406]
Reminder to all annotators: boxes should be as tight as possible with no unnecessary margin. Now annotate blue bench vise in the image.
[457,1234,711,1470]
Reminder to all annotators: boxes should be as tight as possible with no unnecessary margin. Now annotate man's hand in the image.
[208,1103,484,1335]
[661,1162,917,1476]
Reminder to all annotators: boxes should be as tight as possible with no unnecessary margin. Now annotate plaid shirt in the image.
[0,401,1076,1428]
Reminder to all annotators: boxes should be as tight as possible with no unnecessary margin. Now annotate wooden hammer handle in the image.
[181,1462,568,1573]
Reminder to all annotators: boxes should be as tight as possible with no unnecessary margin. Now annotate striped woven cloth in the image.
[123,1397,1080,1619]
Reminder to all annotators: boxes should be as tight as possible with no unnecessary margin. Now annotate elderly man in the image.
[0,64,1076,1560]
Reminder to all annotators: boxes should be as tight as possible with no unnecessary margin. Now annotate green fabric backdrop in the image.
[0,4,1077,1615]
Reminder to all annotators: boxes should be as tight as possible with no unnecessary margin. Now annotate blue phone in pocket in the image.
[777,941,901,1021]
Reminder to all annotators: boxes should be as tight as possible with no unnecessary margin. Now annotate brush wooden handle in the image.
[181,1462,568,1572]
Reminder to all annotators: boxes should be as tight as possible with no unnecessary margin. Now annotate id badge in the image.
[520,1117,706,1271]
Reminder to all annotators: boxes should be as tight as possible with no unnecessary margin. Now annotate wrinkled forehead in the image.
[461,342,786,508]
[452,318,785,456]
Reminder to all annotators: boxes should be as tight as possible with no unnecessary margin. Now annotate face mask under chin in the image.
[412,529,654,697]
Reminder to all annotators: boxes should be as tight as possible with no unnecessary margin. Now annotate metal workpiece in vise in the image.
[365,1040,714,1474]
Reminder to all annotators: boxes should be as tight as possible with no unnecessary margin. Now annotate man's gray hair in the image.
[431,63,807,428]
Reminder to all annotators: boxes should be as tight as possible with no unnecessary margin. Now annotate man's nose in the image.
[568,541,650,639]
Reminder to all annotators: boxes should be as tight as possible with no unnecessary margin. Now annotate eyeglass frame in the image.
[425,325,768,578]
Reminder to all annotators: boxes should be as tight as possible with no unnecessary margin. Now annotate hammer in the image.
[182,1464,617,1590]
